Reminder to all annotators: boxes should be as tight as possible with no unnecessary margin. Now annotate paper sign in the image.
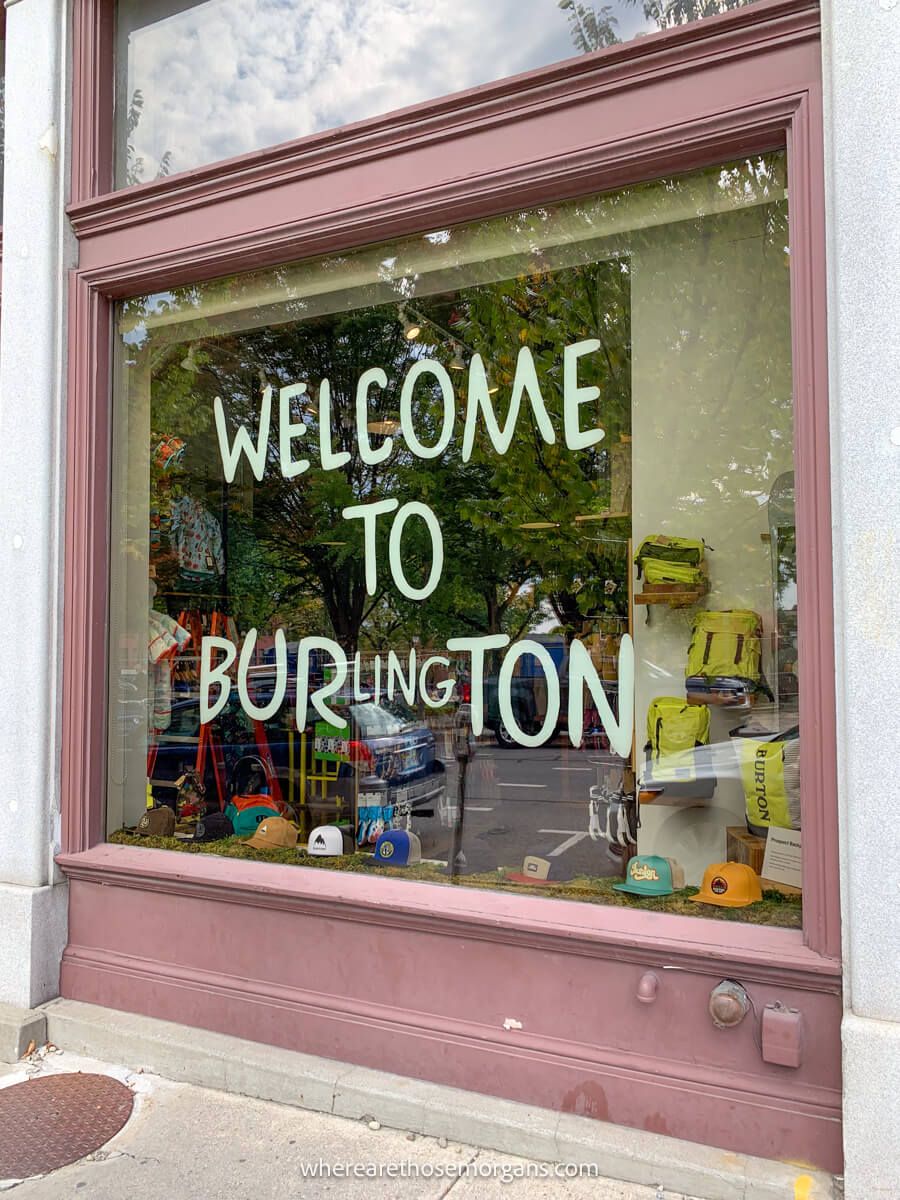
[762,827,802,890]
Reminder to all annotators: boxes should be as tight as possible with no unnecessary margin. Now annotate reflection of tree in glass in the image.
[137,259,631,658]
[558,0,619,50]
[125,89,172,186]
[452,257,632,639]
[637,0,755,28]
[558,0,758,52]
[130,152,784,666]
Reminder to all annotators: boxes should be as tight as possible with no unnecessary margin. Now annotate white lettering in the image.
[388,501,444,600]
[200,636,236,723]
[237,628,287,720]
[418,655,454,709]
[400,359,455,459]
[445,634,510,736]
[341,497,400,595]
[296,638,349,728]
[214,388,271,484]
[563,339,605,450]
[386,649,417,705]
[278,382,311,479]
[318,378,351,470]
[499,640,560,748]
[356,368,393,466]
[462,348,554,460]
[567,636,634,758]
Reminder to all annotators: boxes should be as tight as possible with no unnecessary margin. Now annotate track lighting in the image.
[399,307,421,341]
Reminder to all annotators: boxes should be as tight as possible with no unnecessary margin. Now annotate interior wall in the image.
[630,202,794,885]
[107,350,152,835]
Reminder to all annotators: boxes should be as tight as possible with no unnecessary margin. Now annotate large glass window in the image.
[115,0,764,186]
[109,152,802,928]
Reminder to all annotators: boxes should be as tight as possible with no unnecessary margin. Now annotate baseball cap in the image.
[245,816,299,851]
[135,806,175,837]
[306,825,355,857]
[690,861,763,908]
[192,812,234,842]
[373,830,422,866]
[227,803,279,837]
[613,855,684,897]
[505,854,571,886]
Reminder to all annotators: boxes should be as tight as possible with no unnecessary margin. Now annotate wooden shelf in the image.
[634,564,709,609]
[574,511,630,523]
[635,584,708,608]
[638,792,709,808]
[685,689,751,708]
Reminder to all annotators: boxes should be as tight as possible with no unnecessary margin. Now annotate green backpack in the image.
[686,610,762,682]
[642,558,706,587]
[645,696,710,783]
[635,535,705,580]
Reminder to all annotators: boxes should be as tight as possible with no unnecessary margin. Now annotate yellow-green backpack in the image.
[686,610,762,682]
[635,535,705,580]
[645,696,711,783]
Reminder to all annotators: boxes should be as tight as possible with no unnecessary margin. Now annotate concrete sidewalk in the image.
[0,1049,696,1200]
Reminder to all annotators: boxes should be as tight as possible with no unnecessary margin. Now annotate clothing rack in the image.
[148,607,285,816]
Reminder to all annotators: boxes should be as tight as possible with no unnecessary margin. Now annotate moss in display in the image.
[109,830,802,928]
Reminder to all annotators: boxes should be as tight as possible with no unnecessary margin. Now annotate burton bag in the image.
[737,728,801,834]
[642,558,706,588]
[686,610,763,683]
[635,535,705,580]
[645,696,710,784]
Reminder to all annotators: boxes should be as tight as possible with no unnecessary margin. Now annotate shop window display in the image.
[114,0,764,187]
[108,152,802,926]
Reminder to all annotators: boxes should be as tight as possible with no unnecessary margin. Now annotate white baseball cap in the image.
[306,825,354,856]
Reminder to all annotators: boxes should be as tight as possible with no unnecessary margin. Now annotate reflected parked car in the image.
[148,691,445,818]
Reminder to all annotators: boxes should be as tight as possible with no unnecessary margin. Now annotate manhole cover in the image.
[0,1073,134,1179]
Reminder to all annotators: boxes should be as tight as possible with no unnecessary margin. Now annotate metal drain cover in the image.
[0,1073,134,1179]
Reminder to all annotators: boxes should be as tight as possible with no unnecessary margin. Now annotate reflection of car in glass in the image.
[481,639,619,750]
[335,699,446,814]
[148,693,445,817]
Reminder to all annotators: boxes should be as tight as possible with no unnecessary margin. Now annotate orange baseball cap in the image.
[689,862,762,908]
[245,816,298,851]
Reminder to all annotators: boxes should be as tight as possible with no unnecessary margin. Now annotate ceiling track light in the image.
[399,306,421,341]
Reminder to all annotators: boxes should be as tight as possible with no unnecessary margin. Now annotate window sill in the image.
[57,842,840,989]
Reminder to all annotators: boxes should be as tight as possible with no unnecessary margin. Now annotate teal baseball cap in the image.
[613,855,683,897]
[225,802,280,838]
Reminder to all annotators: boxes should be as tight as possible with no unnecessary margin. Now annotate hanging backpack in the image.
[686,610,763,683]
[737,728,801,835]
[644,697,710,784]
[642,558,706,588]
[635,535,706,581]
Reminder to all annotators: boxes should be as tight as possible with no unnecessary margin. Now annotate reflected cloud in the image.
[118,0,656,183]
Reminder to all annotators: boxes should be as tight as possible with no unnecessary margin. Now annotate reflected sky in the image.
[116,0,755,185]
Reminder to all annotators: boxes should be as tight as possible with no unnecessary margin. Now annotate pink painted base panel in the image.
[59,852,843,1173]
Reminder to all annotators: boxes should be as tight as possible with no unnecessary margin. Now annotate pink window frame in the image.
[60,0,839,970]
[1,6,6,271]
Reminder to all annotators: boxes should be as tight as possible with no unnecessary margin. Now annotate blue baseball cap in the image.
[373,830,422,866]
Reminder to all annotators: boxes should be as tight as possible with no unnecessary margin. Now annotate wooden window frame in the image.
[60,0,839,972]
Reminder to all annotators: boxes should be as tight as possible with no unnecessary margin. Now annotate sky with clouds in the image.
[117,0,665,184]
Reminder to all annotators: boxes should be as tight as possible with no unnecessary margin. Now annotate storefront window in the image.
[115,0,764,186]
[109,151,801,928]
